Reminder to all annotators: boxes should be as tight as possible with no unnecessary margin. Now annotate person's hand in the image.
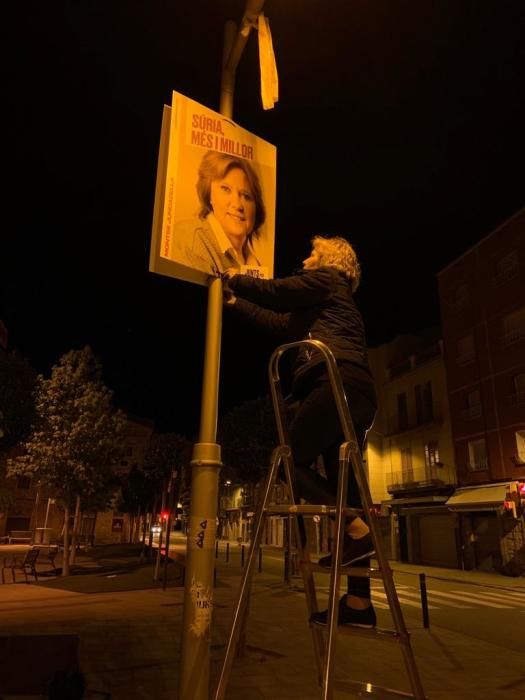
[222,268,238,280]
[222,276,237,305]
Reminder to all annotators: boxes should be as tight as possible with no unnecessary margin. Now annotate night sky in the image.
[3,1,524,436]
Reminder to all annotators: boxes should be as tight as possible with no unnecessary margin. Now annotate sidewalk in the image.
[1,542,524,699]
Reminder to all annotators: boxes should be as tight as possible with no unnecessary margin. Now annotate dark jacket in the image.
[228,267,373,393]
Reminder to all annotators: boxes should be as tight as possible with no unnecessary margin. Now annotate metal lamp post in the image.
[178,2,266,699]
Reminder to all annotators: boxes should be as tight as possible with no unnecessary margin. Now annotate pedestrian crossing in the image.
[317,582,525,611]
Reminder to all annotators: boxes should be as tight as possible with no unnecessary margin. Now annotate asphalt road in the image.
[212,542,525,655]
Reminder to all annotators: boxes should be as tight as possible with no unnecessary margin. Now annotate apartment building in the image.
[437,207,525,574]
[367,333,458,567]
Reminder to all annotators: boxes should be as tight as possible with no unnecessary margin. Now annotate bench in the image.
[8,529,33,544]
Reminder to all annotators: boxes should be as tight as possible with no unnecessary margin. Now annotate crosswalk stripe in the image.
[383,588,471,609]
[372,590,439,610]
[426,589,512,608]
[449,590,525,606]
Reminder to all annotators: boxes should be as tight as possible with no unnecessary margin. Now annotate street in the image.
[210,540,525,655]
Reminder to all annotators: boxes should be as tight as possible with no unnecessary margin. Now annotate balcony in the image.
[387,466,452,496]
[385,407,442,436]
[467,458,489,472]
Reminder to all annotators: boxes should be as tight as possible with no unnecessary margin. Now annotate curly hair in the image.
[311,235,361,292]
[195,150,266,237]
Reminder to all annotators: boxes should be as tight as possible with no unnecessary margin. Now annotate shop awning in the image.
[446,483,511,512]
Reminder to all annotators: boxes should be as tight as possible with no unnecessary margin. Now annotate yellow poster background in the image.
[150,92,276,286]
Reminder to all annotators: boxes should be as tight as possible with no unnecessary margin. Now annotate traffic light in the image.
[161,511,170,522]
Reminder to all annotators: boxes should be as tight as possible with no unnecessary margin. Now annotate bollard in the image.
[419,573,430,628]
[214,568,217,587]
[241,544,245,569]
[215,540,219,558]
[258,546,262,573]
[226,542,230,562]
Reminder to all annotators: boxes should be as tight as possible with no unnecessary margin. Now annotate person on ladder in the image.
[223,235,378,628]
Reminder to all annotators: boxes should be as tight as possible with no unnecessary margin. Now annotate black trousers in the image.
[288,363,377,598]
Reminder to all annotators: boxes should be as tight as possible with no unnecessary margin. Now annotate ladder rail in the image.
[268,339,426,700]
[212,445,289,700]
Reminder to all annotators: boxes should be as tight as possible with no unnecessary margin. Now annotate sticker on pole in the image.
[190,578,213,638]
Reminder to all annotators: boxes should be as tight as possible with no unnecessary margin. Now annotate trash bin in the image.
[34,528,52,545]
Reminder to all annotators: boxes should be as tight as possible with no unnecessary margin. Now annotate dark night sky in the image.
[3,1,524,436]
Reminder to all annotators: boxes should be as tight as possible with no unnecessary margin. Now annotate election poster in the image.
[150,91,277,286]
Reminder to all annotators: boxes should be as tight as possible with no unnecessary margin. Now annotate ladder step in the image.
[335,679,424,699]
[305,562,384,578]
[311,623,408,644]
[264,504,362,517]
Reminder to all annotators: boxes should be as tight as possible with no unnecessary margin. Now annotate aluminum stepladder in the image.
[213,340,427,700]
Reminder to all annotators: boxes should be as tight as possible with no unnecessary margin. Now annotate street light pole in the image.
[178,3,265,699]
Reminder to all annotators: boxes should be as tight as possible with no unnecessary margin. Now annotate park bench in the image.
[8,529,33,544]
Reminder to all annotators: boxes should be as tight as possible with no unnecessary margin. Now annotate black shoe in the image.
[310,596,376,629]
[318,533,375,568]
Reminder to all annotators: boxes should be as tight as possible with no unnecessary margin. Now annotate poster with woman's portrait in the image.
[150,91,276,286]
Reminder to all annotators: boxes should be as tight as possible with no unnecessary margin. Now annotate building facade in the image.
[437,207,525,574]
[367,334,458,567]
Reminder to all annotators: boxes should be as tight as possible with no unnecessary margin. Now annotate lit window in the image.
[467,439,488,471]
[424,441,441,467]
[515,430,525,465]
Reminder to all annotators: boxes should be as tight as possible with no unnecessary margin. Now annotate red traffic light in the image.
[161,511,169,521]
[519,483,525,496]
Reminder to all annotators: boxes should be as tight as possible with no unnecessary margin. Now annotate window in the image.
[502,307,525,346]
[424,441,441,468]
[494,250,519,285]
[515,430,525,465]
[423,382,434,421]
[462,389,482,419]
[467,439,488,471]
[450,283,470,312]
[397,392,409,431]
[457,335,475,365]
[512,373,525,405]
[16,476,31,490]
[415,382,434,423]
[415,385,423,424]
[400,447,413,481]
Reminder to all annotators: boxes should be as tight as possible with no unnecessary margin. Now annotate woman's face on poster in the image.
[210,167,256,243]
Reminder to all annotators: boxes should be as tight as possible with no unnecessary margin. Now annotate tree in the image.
[219,395,278,485]
[0,351,36,449]
[143,432,192,487]
[8,346,126,574]
[142,432,192,561]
